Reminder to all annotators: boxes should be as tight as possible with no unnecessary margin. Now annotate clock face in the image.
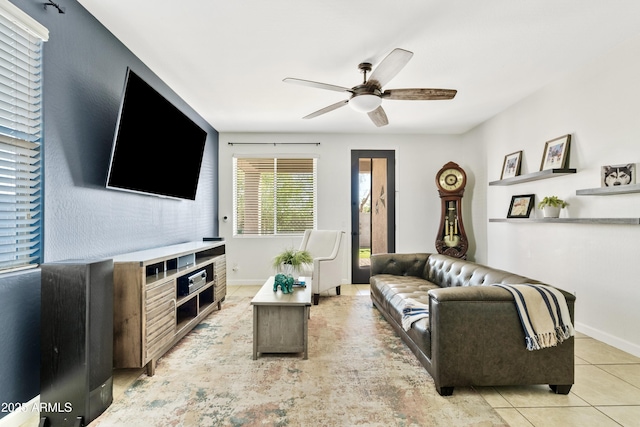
[438,168,465,191]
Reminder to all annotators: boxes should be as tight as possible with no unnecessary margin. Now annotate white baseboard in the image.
[575,321,640,358]
[0,395,39,427]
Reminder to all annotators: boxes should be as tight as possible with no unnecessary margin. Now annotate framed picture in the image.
[501,150,523,179]
[507,194,535,218]
[601,163,636,187]
[540,134,571,171]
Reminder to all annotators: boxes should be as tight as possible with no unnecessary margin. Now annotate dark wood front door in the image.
[350,150,396,284]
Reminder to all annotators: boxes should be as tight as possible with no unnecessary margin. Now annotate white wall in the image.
[218,132,485,285]
[219,32,640,358]
[470,33,640,357]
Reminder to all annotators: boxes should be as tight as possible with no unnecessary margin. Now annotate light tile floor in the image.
[22,284,638,427]
[230,284,640,427]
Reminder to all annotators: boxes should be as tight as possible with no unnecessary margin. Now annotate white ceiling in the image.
[77,0,640,135]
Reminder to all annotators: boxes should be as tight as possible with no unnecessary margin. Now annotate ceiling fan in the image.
[283,48,457,127]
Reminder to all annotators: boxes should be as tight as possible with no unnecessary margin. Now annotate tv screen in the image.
[106,68,207,200]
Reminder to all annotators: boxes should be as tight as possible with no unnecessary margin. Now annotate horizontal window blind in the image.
[234,157,317,235]
[0,5,47,272]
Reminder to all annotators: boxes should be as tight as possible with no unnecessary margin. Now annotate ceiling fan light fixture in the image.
[284,48,456,126]
[349,94,382,113]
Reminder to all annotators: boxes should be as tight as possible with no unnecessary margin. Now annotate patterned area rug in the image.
[93,295,506,426]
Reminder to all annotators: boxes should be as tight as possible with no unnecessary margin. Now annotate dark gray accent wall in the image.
[0,269,40,414]
[0,0,219,415]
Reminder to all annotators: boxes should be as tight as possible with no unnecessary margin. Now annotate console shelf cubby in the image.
[489,168,576,186]
[113,241,226,376]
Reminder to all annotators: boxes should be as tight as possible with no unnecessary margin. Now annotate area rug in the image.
[93,295,506,426]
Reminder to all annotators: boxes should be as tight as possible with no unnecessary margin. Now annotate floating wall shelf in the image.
[489,168,576,186]
[576,183,640,196]
[489,218,640,225]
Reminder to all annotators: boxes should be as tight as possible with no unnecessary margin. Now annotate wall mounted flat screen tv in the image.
[106,68,207,200]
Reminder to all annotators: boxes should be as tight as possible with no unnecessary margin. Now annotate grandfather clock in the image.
[435,162,468,259]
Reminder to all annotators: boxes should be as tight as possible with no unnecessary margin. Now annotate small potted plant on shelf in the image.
[272,248,313,278]
[538,196,569,218]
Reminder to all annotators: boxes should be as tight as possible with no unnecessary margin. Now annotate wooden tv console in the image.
[112,241,226,376]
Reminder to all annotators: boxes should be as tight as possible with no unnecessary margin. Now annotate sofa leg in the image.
[549,384,572,394]
[336,285,341,295]
[435,386,454,396]
[313,293,319,305]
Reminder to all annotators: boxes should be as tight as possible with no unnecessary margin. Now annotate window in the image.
[0,4,48,272]
[233,157,317,235]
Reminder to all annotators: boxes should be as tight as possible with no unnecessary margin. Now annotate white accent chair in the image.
[298,230,345,305]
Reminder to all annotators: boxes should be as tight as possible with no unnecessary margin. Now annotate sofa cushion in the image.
[370,274,439,357]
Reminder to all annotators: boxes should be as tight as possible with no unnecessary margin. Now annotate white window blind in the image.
[0,4,48,272]
[234,157,317,235]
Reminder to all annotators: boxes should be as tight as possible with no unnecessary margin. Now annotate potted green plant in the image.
[272,248,313,277]
[538,196,569,218]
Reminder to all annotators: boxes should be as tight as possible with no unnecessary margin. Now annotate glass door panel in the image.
[351,151,395,284]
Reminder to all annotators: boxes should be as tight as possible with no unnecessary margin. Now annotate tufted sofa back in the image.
[370,252,544,288]
[369,253,431,279]
[427,254,537,288]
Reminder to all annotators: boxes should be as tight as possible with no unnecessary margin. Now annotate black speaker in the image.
[40,259,114,427]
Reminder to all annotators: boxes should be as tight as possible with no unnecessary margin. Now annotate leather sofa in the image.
[370,253,575,396]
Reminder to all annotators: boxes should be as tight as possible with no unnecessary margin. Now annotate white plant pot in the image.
[542,206,561,218]
[278,263,301,279]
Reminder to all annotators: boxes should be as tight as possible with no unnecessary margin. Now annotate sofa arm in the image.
[429,286,515,303]
[428,285,576,306]
[427,285,575,391]
[370,253,430,278]
[428,286,575,330]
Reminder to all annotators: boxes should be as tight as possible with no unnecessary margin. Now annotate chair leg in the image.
[336,285,341,295]
[313,293,319,305]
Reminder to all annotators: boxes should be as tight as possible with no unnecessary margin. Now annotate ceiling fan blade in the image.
[367,106,389,127]
[283,78,352,93]
[382,88,457,100]
[367,48,414,88]
[303,99,349,119]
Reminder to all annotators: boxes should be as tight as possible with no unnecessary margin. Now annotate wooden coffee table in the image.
[251,276,311,360]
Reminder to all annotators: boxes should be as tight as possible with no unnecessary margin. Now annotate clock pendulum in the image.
[435,161,469,259]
